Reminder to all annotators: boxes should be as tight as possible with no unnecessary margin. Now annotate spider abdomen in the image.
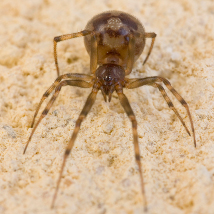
[84,11,146,68]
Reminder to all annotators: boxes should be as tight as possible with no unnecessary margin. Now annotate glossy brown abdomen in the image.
[84,11,145,68]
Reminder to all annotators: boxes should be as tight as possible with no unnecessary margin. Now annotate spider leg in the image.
[51,90,98,209]
[126,76,196,147]
[152,83,190,135]
[116,89,147,212]
[90,33,98,73]
[24,80,92,154]
[31,73,93,128]
[54,30,92,76]
[126,34,136,75]
[143,32,156,65]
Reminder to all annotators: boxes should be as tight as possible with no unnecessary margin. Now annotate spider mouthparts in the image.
[108,95,112,102]
[108,93,112,102]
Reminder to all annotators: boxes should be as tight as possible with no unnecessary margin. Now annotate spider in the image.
[24,10,196,211]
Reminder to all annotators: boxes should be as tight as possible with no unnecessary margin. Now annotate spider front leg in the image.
[24,79,93,154]
[126,76,196,147]
[51,89,98,208]
[116,88,147,212]
[31,73,93,128]
[54,30,91,76]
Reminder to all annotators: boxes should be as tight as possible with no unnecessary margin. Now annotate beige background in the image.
[0,0,214,213]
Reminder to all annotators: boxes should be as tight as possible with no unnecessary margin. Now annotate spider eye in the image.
[104,75,112,81]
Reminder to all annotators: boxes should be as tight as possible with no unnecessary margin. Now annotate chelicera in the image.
[24,10,196,211]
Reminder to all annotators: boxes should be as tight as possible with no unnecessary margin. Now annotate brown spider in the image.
[24,10,196,211]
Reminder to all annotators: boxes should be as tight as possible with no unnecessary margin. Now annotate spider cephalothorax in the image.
[95,64,125,101]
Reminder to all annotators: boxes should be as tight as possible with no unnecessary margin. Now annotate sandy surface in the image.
[0,0,214,214]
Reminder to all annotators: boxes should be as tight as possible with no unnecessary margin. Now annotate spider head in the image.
[95,64,125,102]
